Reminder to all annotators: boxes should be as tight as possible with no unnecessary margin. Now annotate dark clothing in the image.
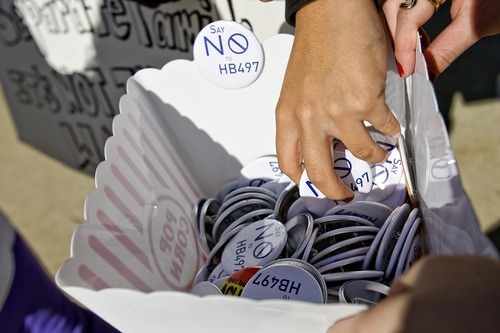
[285,0,384,26]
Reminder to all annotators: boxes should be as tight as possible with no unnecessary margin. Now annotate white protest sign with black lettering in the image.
[1,0,287,174]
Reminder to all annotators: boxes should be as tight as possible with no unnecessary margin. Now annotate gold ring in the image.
[426,0,440,11]
[400,0,417,9]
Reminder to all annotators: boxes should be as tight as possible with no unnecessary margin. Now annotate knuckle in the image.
[345,89,384,118]
[306,166,330,189]
[434,48,459,69]
[379,112,401,135]
[277,162,295,179]
[353,147,377,161]
[295,106,317,124]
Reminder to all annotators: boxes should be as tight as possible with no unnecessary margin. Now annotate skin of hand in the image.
[382,0,500,79]
[275,0,401,201]
[329,255,500,333]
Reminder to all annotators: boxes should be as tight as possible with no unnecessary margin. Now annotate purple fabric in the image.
[0,234,120,333]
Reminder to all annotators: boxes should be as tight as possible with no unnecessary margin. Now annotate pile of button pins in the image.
[191,130,424,305]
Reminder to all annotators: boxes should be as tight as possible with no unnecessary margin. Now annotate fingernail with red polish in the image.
[397,62,404,77]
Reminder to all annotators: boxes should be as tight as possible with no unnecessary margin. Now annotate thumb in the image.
[328,293,410,333]
[423,16,479,78]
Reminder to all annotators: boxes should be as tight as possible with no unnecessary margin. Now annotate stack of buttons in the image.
[190,129,424,305]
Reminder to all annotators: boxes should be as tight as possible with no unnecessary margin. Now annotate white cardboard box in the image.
[55,29,497,333]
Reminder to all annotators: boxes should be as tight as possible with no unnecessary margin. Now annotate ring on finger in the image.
[426,0,440,11]
[400,0,417,10]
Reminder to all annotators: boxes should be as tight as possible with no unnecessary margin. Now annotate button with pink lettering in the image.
[241,258,327,303]
[221,219,287,273]
[193,20,264,89]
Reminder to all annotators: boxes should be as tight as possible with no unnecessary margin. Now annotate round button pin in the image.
[215,179,241,203]
[366,147,403,203]
[375,203,411,273]
[223,186,278,203]
[221,218,287,273]
[367,130,402,202]
[385,208,420,280]
[239,155,283,182]
[313,246,370,269]
[217,208,274,241]
[339,280,390,306]
[284,213,314,259]
[316,255,366,274]
[299,144,373,216]
[207,263,228,283]
[241,259,327,303]
[325,201,392,228]
[310,235,376,265]
[220,266,261,296]
[193,20,264,89]
[197,197,221,252]
[302,227,319,262]
[274,183,300,222]
[394,218,422,278]
[212,198,273,241]
[192,281,223,296]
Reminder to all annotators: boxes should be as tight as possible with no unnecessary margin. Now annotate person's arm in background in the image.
[330,255,500,333]
[382,0,500,80]
[276,0,401,201]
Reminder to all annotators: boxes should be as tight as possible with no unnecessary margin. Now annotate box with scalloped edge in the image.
[55,24,497,333]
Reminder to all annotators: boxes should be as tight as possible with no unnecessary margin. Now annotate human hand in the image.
[382,0,500,79]
[275,0,401,201]
[329,255,500,333]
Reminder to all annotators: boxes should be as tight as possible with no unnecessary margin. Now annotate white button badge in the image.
[193,20,264,89]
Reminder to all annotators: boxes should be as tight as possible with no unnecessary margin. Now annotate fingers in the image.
[275,110,303,185]
[339,99,400,163]
[277,102,400,200]
[395,0,440,77]
[424,16,479,77]
[336,121,389,165]
[300,131,354,201]
[366,99,401,139]
[329,293,409,333]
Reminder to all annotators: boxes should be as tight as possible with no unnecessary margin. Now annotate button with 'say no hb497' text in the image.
[193,20,264,89]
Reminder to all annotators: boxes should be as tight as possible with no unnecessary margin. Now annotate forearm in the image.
[286,0,384,26]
